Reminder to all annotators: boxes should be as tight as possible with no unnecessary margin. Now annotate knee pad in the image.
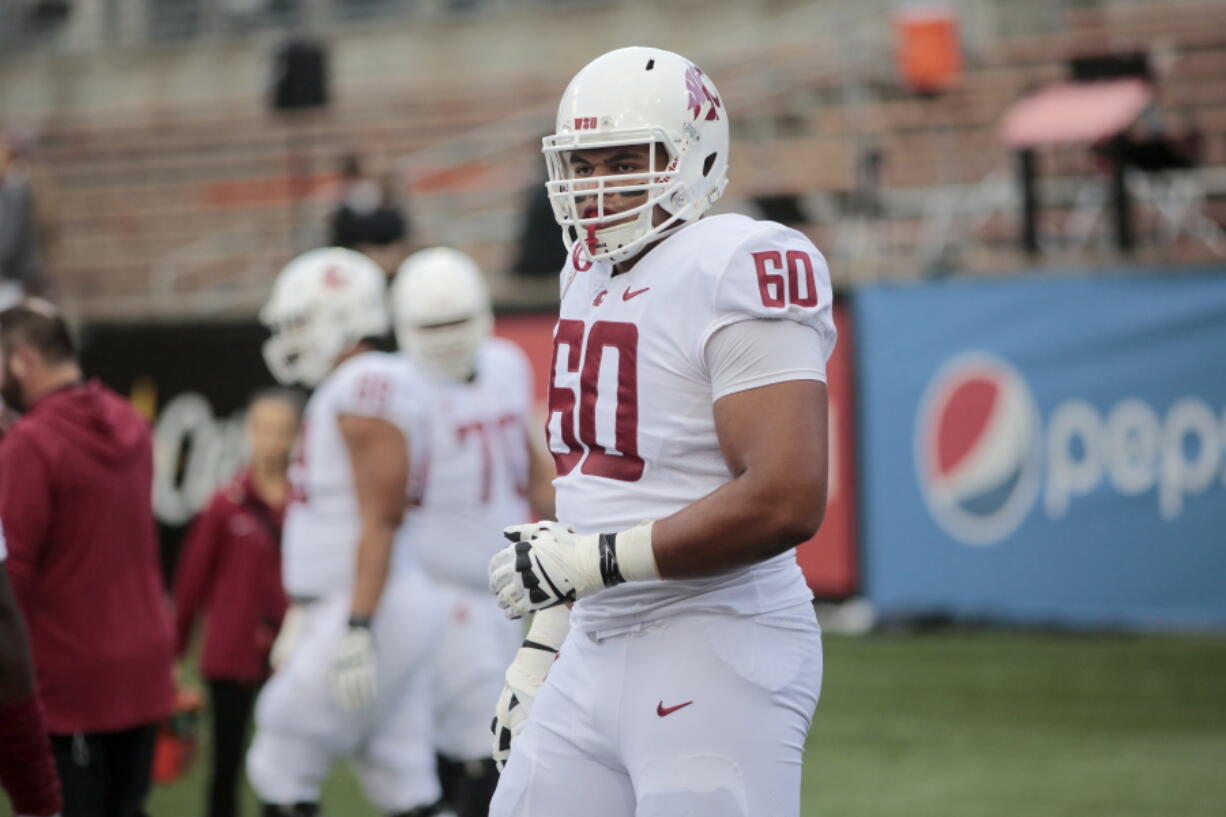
[261,803,320,817]
[436,754,499,817]
[635,755,748,817]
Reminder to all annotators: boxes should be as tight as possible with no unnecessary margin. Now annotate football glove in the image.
[488,521,658,619]
[491,605,570,770]
[328,622,377,713]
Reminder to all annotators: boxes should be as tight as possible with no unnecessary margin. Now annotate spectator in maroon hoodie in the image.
[173,387,301,817]
[0,519,62,817]
[0,299,174,817]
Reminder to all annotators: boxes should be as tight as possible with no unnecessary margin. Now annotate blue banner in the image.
[855,270,1226,629]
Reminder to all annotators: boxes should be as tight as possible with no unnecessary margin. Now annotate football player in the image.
[487,47,836,817]
[390,247,555,817]
[246,248,442,817]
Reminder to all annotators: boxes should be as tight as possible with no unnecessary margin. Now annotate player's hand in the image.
[488,522,601,618]
[328,623,377,712]
[269,603,306,672]
[491,606,570,769]
[488,521,658,619]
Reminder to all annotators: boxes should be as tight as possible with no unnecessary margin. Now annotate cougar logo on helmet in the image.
[260,248,389,388]
[323,265,348,288]
[684,65,721,121]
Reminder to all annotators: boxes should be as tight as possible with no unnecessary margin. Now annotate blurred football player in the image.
[390,247,556,817]
[246,247,442,817]
[487,47,836,817]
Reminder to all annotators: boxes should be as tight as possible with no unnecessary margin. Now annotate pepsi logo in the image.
[915,353,1041,546]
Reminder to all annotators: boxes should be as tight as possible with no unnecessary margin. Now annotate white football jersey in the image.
[282,351,429,598]
[410,339,536,593]
[548,213,837,632]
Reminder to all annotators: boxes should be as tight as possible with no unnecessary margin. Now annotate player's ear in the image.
[10,345,35,380]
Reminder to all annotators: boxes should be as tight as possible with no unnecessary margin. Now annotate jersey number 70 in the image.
[548,319,644,482]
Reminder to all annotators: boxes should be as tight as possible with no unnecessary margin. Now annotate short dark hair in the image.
[248,386,306,419]
[0,299,76,364]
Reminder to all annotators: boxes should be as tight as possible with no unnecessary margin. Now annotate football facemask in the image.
[543,47,730,265]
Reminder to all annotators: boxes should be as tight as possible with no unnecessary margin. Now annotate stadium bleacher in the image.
[7,0,1225,316]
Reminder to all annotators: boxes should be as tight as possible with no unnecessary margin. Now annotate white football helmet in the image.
[260,247,390,387]
[391,247,492,381]
[543,47,730,265]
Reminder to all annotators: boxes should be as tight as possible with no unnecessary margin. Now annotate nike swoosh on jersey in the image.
[623,286,651,301]
[656,699,694,717]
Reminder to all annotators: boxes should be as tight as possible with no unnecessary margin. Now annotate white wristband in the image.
[572,521,662,597]
[526,605,571,651]
[510,606,572,686]
[614,521,660,582]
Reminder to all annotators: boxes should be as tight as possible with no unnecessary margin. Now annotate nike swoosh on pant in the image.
[656,700,694,717]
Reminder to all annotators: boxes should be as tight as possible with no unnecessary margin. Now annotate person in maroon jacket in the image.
[174,388,301,817]
[0,299,175,817]
[0,520,63,817]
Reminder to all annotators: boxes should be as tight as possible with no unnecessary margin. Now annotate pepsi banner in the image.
[855,271,1226,629]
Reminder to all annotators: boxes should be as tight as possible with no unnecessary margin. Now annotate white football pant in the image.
[247,571,444,812]
[490,604,822,817]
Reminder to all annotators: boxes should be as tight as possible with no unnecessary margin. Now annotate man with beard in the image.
[0,299,175,817]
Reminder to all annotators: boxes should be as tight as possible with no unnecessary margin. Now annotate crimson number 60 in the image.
[752,250,819,308]
[548,319,643,482]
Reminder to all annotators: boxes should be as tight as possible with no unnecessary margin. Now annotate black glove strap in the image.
[347,615,373,630]
[598,533,627,588]
[521,639,559,653]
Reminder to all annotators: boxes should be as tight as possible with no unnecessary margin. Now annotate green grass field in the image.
[9,631,1225,817]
